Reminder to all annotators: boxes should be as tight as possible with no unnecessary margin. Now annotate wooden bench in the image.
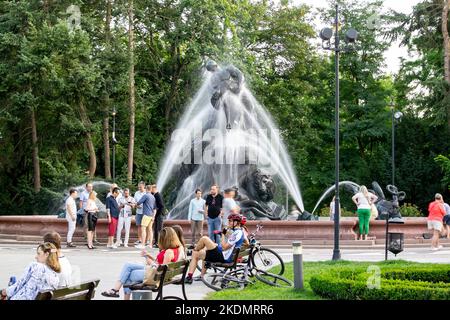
[206,246,252,270]
[35,279,100,300]
[124,259,189,300]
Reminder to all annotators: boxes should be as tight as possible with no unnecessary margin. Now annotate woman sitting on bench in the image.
[101,227,186,299]
[1,243,61,300]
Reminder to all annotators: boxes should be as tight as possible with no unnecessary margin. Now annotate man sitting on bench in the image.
[185,213,247,284]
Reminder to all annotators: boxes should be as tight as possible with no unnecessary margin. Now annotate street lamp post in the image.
[385,109,403,260]
[112,107,117,182]
[320,4,358,261]
[391,108,403,186]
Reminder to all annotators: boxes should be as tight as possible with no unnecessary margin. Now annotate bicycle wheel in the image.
[251,247,285,275]
[201,272,225,291]
[254,270,293,288]
[202,270,248,291]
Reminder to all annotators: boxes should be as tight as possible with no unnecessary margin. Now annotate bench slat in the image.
[35,279,100,300]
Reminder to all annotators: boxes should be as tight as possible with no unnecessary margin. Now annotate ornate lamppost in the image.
[319,4,358,260]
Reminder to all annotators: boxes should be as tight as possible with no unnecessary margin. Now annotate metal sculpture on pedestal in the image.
[379,184,405,259]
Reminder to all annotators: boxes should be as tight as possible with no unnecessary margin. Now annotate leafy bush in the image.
[435,154,450,190]
[310,265,450,300]
[318,205,355,217]
[399,203,423,217]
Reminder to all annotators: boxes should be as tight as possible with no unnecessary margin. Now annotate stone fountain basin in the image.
[0,216,428,241]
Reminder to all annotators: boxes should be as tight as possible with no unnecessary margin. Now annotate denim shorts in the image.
[135,214,143,226]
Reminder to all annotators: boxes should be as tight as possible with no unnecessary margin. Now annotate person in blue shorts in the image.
[185,213,248,284]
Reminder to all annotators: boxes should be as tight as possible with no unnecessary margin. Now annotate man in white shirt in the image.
[65,188,78,248]
[221,188,240,227]
[116,188,136,247]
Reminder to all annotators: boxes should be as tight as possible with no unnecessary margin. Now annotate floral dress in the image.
[6,262,59,300]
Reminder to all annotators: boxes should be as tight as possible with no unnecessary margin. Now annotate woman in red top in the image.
[427,193,446,251]
[102,227,185,299]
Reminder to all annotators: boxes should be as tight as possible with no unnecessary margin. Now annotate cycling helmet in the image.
[227,213,242,223]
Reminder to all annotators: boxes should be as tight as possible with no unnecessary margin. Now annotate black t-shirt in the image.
[152,192,165,215]
[205,193,224,219]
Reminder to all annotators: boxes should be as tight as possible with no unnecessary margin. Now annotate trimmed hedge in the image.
[310,265,450,300]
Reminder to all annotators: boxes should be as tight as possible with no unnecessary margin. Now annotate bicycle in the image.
[243,224,291,287]
[201,224,292,290]
[201,247,253,291]
[246,224,285,276]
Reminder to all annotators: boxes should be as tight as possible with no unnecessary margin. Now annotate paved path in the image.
[1,244,450,300]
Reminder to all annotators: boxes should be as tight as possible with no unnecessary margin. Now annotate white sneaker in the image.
[134,240,141,245]
[114,242,121,247]
[135,244,145,249]
[111,244,118,249]
[431,247,440,251]
[124,244,129,248]
[438,245,444,249]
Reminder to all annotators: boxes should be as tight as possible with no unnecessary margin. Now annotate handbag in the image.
[370,203,378,220]
[143,263,161,286]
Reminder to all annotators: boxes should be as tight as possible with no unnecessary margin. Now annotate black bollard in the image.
[293,241,304,290]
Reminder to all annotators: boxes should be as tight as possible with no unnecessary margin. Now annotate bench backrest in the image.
[153,260,189,285]
[35,279,100,300]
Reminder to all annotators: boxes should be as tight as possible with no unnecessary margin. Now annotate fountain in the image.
[53,181,113,218]
[157,61,304,220]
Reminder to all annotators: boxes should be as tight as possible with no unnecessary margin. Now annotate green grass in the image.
[206,260,443,300]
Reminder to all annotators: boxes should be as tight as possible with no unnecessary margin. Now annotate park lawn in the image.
[206,259,439,300]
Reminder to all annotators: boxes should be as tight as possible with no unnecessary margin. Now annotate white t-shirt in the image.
[85,199,98,213]
[58,256,73,287]
[222,228,245,261]
[353,192,377,210]
[118,195,136,218]
[134,191,146,215]
[65,197,77,220]
[222,198,238,222]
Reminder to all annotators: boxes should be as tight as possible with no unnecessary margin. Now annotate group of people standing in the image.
[333,185,450,248]
[187,184,241,247]
[64,181,165,249]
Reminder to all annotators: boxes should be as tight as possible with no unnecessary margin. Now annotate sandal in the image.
[101,289,119,298]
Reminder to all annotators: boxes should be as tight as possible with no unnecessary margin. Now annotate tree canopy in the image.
[0,0,449,215]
